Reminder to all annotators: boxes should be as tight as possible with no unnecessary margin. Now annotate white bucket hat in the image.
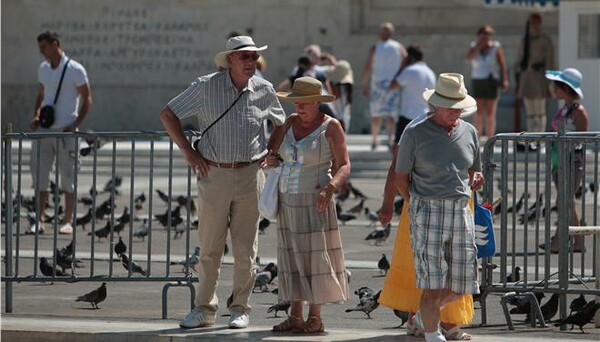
[545,68,584,99]
[423,73,477,116]
[214,36,267,69]
[327,60,354,84]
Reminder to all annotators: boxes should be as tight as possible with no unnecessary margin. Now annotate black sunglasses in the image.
[236,52,260,61]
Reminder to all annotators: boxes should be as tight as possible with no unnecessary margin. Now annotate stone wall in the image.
[2,0,558,133]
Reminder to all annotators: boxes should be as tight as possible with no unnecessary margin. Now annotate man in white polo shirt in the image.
[28,30,92,235]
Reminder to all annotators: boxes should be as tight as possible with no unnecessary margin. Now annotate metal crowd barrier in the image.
[1,131,203,318]
[479,132,600,329]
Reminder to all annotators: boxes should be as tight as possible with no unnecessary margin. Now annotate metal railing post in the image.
[3,125,14,313]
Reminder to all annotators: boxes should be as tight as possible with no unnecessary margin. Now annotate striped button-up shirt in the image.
[168,71,286,163]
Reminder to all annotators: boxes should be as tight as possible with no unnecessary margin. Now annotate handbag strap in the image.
[271,114,297,152]
[53,59,70,105]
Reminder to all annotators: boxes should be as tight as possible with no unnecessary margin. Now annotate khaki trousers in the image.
[194,163,264,314]
[523,98,547,132]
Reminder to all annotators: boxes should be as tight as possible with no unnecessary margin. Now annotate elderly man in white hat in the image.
[160,35,286,329]
[393,73,484,342]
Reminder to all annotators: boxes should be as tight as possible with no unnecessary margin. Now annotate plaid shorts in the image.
[409,196,479,294]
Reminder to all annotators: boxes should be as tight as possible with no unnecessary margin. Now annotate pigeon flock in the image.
[6,173,598,333]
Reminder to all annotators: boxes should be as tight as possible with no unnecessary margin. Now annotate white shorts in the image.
[30,133,80,193]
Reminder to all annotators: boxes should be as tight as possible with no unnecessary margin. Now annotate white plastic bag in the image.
[258,166,282,220]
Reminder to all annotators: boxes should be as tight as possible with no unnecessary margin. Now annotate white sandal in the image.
[441,326,472,340]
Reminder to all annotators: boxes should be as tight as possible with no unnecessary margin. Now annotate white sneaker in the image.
[59,223,73,235]
[179,308,215,329]
[228,309,249,329]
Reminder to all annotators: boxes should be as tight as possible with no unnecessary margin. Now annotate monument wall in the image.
[2,0,558,133]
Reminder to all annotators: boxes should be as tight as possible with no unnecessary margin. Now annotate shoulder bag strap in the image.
[53,59,70,105]
[193,89,247,151]
[199,89,247,138]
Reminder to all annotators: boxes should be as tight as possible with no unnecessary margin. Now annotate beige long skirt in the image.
[276,192,348,305]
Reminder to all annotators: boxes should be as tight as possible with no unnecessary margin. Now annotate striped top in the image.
[168,71,286,163]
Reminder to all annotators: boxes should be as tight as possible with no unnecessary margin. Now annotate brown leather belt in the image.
[206,159,257,169]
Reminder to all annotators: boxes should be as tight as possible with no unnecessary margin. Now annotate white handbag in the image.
[258,166,282,220]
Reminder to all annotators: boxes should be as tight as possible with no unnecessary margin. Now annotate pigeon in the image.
[519,194,543,224]
[254,263,277,292]
[114,236,127,256]
[365,223,391,245]
[175,195,197,216]
[589,182,597,193]
[39,257,67,277]
[79,137,107,157]
[527,293,559,322]
[78,196,93,206]
[76,282,107,309]
[133,219,150,241]
[569,294,587,315]
[364,207,379,227]
[348,182,367,199]
[89,186,98,198]
[112,219,126,237]
[336,183,351,202]
[56,248,84,273]
[155,189,171,203]
[509,292,545,314]
[393,310,409,327]
[347,198,366,214]
[554,300,600,333]
[103,175,123,195]
[254,271,271,292]
[94,197,116,221]
[116,206,131,225]
[59,241,74,257]
[506,266,521,283]
[92,222,112,238]
[154,206,182,228]
[261,262,278,283]
[134,192,146,206]
[120,253,147,276]
[338,212,357,225]
[354,286,375,299]
[267,300,291,317]
[345,290,381,318]
[170,246,200,273]
[377,253,390,276]
[258,218,270,235]
[507,192,529,213]
[75,208,93,230]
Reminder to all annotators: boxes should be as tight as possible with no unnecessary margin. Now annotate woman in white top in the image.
[466,25,508,138]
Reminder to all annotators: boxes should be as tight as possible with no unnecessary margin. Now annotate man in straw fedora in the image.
[393,73,484,342]
[160,35,286,329]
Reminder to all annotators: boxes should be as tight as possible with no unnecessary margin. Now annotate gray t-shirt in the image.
[395,117,481,199]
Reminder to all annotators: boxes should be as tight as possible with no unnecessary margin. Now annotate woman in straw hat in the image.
[389,73,483,342]
[539,68,588,253]
[264,76,350,334]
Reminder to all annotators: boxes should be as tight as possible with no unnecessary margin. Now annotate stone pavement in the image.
[2,134,599,341]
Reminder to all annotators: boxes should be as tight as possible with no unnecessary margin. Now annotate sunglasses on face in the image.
[235,52,260,61]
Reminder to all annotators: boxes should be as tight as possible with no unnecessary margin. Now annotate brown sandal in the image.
[293,316,324,334]
[272,315,303,332]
